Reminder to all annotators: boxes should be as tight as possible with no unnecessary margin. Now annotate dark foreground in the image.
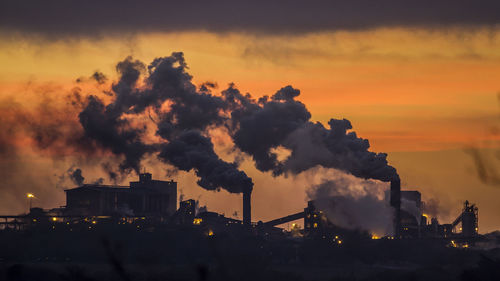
[1,228,499,281]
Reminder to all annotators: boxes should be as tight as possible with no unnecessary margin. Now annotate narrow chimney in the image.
[243,189,251,226]
[390,177,401,237]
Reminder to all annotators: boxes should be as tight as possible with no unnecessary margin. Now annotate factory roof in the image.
[64,184,131,192]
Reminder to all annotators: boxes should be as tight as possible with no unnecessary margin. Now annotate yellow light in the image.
[52,217,57,222]
[92,220,97,224]
[371,235,380,240]
[27,193,34,198]
[208,230,214,236]
[335,235,339,239]
[337,240,342,244]
[422,213,428,218]
[193,218,203,225]
[313,223,318,228]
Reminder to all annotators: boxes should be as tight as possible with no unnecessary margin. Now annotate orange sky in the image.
[1,28,499,232]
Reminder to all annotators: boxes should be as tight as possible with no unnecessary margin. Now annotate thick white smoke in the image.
[306,169,394,236]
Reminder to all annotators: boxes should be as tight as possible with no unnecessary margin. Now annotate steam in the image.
[307,172,394,235]
[401,198,421,225]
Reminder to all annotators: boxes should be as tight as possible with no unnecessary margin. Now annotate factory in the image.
[0,173,479,244]
[64,173,177,218]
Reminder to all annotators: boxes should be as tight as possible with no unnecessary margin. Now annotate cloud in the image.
[1,1,500,37]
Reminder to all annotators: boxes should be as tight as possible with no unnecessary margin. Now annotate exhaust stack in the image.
[243,189,251,226]
[390,177,401,237]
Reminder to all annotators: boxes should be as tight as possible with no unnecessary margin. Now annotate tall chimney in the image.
[243,189,251,226]
[390,177,401,237]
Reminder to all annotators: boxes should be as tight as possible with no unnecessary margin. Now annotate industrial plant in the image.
[0,172,480,245]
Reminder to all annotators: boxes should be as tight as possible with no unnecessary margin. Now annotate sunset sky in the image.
[1,1,499,233]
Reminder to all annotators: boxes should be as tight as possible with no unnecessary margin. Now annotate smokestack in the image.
[390,177,401,237]
[243,188,251,226]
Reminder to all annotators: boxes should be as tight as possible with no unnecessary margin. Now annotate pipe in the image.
[390,177,401,237]
[243,189,251,226]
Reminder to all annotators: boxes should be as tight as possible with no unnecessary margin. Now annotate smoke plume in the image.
[307,173,394,235]
[69,168,85,186]
[1,51,403,216]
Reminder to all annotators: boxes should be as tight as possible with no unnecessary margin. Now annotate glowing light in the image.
[313,223,318,228]
[208,229,214,236]
[27,193,34,198]
[371,235,380,240]
[51,217,57,222]
[422,213,429,218]
[337,240,343,244]
[193,218,203,225]
[91,220,97,224]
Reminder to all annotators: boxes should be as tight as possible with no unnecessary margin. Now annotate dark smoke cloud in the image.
[466,94,500,187]
[1,1,500,37]
[69,168,84,186]
[158,131,253,193]
[91,72,107,85]
[222,85,398,182]
[1,51,400,211]
[281,119,398,181]
[78,95,154,174]
[76,53,253,194]
[81,53,398,188]
[226,85,311,175]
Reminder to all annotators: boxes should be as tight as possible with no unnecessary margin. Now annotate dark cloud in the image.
[226,85,311,174]
[68,168,84,186]
[223,84,397,182]
[157,130,253,194]
[281,119,398,181]
[91,72,107,84]
[0,51,400,206]
[1,1,499,37]
[78,95,154,174]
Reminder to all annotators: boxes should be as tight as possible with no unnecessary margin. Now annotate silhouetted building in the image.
[176,199,196,225]
[400,190,422,238]
[64,173,176,217]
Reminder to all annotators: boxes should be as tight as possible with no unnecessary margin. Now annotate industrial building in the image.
[0,171,480,247]
[64,173,177,217]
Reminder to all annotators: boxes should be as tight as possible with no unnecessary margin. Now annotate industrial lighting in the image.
[51,217,57,222]
[26,193,35,210]
[371,235,380,240]
[193,218,203,225]
[91,220,97,224]
[207,229,214,236]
